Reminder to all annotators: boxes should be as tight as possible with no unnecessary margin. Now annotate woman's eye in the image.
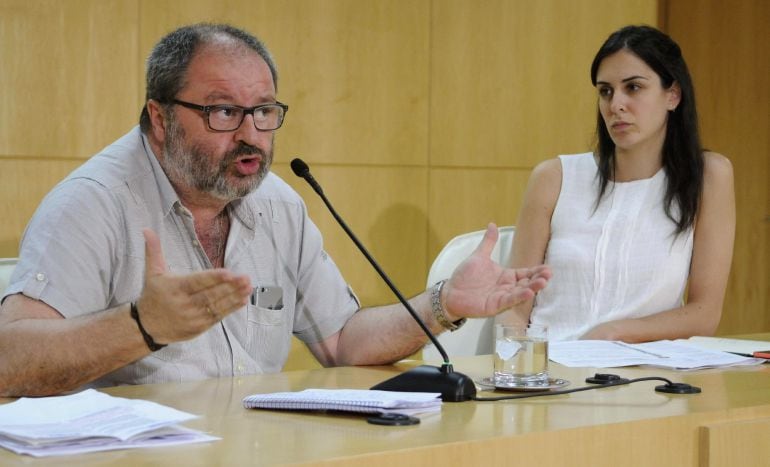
[598,87,612,98]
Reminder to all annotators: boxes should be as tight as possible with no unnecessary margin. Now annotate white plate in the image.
[476,377,570,392]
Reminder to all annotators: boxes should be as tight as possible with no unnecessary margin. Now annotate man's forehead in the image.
[183,44,275,96]
[192,42,269,70]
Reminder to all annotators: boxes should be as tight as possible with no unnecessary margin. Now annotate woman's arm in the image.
[496,158,562,326]
[582,152,735,342]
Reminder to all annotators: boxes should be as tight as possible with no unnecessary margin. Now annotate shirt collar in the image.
[139,129,258,230]
[140,130,182,218]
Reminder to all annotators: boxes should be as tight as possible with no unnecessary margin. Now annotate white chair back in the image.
[0,258,18,295]
[422,227,515,360]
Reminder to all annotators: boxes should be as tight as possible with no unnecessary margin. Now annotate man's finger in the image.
[143,228,167,277]
[498,288,536,310]
[178,269,251,295]
[210,288,252,317]
[524,265,553,283]
[472,222,500,259]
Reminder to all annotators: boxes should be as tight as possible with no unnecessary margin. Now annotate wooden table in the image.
[2,338,769,466]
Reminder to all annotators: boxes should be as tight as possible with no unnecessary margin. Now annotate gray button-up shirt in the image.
[5,126,359,387]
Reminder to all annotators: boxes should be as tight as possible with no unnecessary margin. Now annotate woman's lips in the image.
[612,121,631,131]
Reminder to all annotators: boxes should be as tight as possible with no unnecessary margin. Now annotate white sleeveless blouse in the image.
[530,153,694,341]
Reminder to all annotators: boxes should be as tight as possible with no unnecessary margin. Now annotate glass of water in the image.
[493,323,549,387]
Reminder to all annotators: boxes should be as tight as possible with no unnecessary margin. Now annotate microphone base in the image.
[370,364,477,402]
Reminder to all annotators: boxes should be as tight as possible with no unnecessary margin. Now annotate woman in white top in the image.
[498,25,735,342]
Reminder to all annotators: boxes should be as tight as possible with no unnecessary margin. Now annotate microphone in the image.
[291,158,476,402]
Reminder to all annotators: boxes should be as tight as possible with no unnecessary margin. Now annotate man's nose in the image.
[234,113,267,146]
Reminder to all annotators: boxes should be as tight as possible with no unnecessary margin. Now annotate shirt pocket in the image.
[246,304,285,326]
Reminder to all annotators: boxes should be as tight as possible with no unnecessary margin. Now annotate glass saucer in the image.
[476,376,570,392]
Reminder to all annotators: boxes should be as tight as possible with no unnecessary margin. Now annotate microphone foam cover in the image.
[290,158,310,177]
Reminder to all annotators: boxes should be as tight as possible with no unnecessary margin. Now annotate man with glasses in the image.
[0,23,550,397]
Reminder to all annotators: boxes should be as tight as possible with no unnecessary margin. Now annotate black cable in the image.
[471,376,676,401]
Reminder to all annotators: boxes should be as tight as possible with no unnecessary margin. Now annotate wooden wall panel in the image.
[664,0,770,334]
[699,417,770,467]
[0,0,139,159]
[138,0,430,167]
[428,168,531,260]
[430,0,657,169]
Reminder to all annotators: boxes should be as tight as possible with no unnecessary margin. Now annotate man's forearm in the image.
[0,303,150,397]
[334,289,446,366]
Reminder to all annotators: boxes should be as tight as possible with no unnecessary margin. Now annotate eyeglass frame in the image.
[168,98,289,132]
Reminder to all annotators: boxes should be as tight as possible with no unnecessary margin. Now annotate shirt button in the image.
[35,273,45,281]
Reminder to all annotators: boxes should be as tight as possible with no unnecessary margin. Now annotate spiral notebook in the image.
[243,389,442,415]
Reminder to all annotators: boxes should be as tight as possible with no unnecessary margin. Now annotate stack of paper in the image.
[550,339,766,370]
[243,389,442,415]
[0,389,217,457]
[684,336,770,357]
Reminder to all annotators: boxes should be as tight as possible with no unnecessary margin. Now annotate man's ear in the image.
[667,82,682,111]
[146,99,167,144]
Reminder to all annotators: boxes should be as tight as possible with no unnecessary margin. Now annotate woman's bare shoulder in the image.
[702,151,734,184]
[530,157,563,183]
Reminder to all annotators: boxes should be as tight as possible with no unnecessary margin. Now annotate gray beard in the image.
[162,117,273,202]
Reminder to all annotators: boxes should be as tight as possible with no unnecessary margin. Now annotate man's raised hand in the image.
[135,229,252,344]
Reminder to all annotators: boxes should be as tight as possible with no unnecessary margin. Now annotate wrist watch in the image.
[430,280,467,332]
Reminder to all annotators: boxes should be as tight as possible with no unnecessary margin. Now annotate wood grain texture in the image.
[664,0,770,334]
[430,0,657,168]
[427,167,531,260]
[0,0,139,158]
[699,417,770,467]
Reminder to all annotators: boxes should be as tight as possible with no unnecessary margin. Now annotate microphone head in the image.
[290,158,310,178]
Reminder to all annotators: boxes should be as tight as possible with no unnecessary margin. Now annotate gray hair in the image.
[139,23,278,132]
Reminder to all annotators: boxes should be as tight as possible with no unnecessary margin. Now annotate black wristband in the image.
[130,302,166,351]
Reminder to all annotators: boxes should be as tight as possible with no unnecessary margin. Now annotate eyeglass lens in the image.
[208,105,285,131]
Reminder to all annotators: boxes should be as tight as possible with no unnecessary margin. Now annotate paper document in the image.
[0,389,218,457]
[243,389,442,415]
[684,336,770,356]
[550,339,766,370]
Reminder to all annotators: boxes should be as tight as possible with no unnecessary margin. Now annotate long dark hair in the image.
[590,25,703,234]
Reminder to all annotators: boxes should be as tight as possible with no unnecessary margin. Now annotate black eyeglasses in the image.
[170,99,289,132]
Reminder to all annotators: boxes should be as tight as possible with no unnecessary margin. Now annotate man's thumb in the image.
[143,228,167,276]
[473,222,499,258]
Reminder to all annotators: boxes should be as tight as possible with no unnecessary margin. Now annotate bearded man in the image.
[0,23,550,397]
